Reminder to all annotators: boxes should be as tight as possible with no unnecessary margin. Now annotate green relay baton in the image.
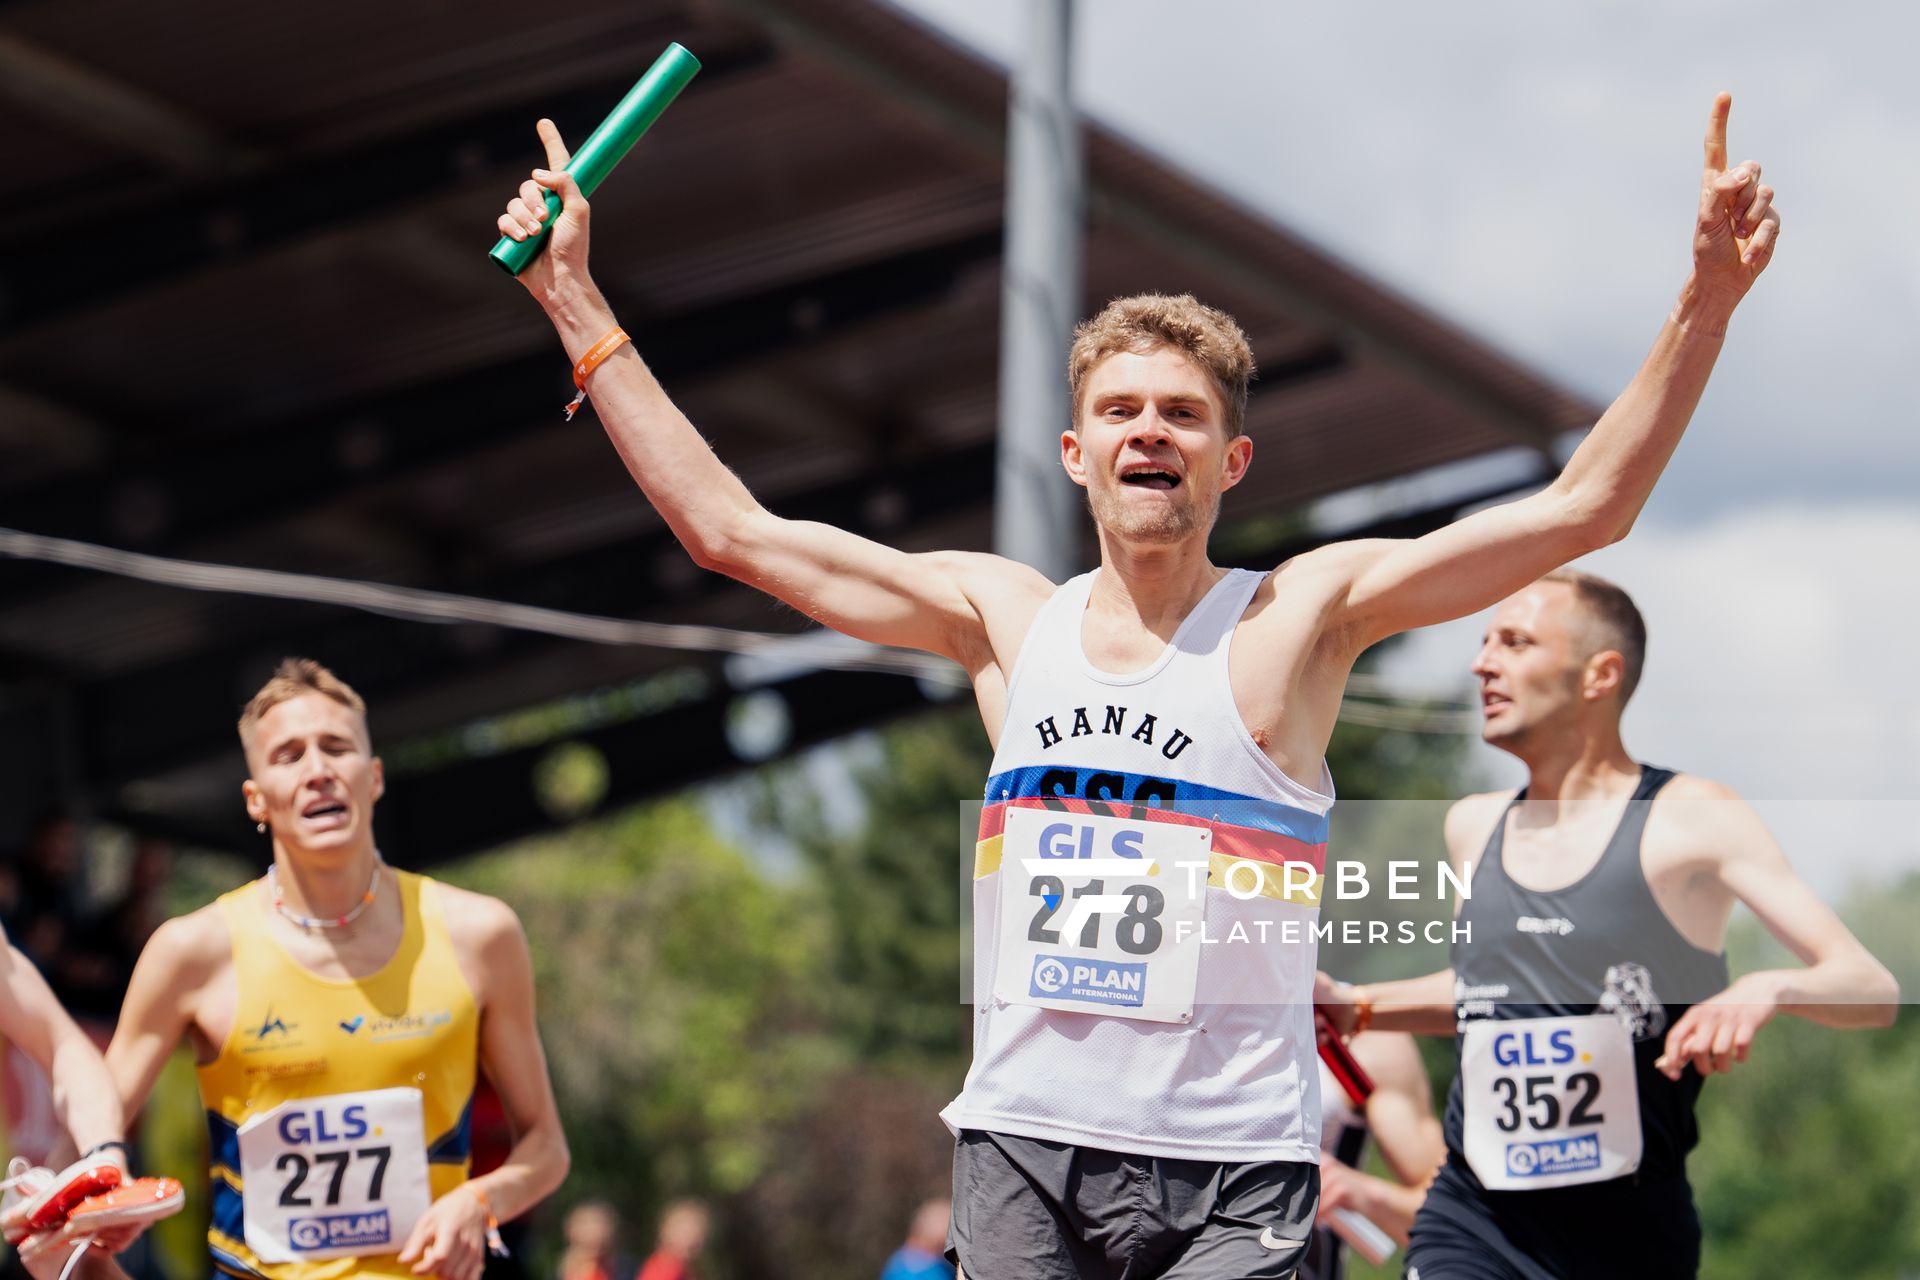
[489,42,701,275]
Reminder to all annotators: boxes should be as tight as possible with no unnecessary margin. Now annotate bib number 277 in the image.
[237,1087,432,1263]
[275,1146,392,1207]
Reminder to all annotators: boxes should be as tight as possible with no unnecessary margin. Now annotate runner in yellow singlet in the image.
[105,659,569,1280]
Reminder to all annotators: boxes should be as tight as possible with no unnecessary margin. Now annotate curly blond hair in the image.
[1067,293,1256,436]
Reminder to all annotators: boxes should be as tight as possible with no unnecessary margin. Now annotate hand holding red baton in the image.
[1315,1007,1375,1107]
[1312,1008,1399,1268]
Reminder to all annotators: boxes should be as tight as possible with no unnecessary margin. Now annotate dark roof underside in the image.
[0,0,1596,861]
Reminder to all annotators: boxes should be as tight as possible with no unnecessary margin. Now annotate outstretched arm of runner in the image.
[498,121,1049,668]
[1654,780,1899,1080]
[400,889,570,1280]
[1321,968,1459,1037]
[0,929,127,1165]
[1327,94,1781,649]
[1318,794,1496,1036]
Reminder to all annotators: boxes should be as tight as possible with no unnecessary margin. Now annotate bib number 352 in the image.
[1460,1015,1642,1191]
[237,1087,433,1262]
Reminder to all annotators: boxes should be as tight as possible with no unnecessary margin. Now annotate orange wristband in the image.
[1352,987,1375,1036]
[563,327,630,420]
[463,1183,509,1258]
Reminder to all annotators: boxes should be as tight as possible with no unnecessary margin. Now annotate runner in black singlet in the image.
[1319,571,1898,1280]
[1416,765,1727,1278]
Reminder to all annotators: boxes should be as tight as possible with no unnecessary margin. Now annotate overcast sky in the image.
[880,0,1919,901]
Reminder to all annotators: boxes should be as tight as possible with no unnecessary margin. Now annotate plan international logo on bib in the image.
[1029,953,1149,1007]
[1503,1134,1602,1178]
[288,1210,392,1252]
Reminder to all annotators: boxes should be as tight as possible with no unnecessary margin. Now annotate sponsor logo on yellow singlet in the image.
[244,1057,329,1081]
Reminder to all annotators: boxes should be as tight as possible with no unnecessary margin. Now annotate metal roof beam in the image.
[57,437,998,787]
[0,382,118,478]
[0,225,1005,601]
[0,44,774,333]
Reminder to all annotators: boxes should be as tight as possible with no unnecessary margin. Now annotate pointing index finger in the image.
[536,118,573,170]
[1702,91,1732,176]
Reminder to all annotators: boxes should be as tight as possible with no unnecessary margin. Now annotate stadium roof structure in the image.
[0,0,1598,863]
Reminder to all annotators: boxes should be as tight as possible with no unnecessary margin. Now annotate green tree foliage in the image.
[1344,878,1920,1280]
[437,800,845,1274]
[1690,872,1920,1279]
[1310,644,1476,988]
[735,710,988,1276]
[751,709,988,1068]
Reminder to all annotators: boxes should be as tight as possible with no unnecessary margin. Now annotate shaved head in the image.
[1540,569,1647,705]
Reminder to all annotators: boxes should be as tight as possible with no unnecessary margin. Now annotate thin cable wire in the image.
[1,526,1483,731]
[0,526,959,681]
[1334,699,1484,734]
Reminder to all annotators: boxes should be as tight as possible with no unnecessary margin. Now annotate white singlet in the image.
[940,568,1335,1161]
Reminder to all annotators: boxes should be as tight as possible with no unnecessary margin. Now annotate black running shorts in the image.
[1405,1158,1702,1280]
[948,1128,1318,1280]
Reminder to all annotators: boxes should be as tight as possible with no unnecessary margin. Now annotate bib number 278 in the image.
[994,806,1209,1024]
[1026,876,1165,953]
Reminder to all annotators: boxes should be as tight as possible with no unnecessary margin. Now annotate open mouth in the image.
[301,801,348,821]
[1481,693,1511,716]
[1119,467,1181,490]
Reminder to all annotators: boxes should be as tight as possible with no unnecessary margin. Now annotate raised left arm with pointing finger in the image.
[1654,779,1899,1081]
[1330,92,1782,649]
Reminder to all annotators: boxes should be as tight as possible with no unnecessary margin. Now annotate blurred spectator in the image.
[880,1199,953,1280]
[8,811,85,971]
[64,837,174,1022]
[103,838,173,955]
[635,1200,709,1280]
[556,1201,631,1280]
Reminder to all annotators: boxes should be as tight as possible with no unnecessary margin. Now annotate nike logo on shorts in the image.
[1258,1227,1303,1251]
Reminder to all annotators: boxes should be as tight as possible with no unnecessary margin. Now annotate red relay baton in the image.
[1315,1008,1375,1107]
[1313,1009,1401,1268]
